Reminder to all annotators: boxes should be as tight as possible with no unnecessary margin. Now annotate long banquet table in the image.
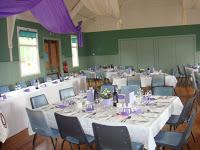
[37,94,183,150]
[0,76,87,142]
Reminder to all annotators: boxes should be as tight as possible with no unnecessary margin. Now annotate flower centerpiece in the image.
[100,88,112,99]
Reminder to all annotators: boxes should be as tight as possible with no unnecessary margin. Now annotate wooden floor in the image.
[1,87,200,150]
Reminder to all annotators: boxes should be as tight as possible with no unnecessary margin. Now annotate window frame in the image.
[17,26,40,77]
[71,35,79,67]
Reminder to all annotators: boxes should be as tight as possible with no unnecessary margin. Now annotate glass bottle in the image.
[113,86,118,107]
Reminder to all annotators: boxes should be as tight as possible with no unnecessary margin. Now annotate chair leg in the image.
[187,143,190,150]
[78,144,81,150]
[191,131,196,143]
[170,125,172,131]
[50,137,56,149]
[32,133,38,150]
[69,142,73,150]
[89,144,93,150]
[0,142,2,150]
[60,140,65,150]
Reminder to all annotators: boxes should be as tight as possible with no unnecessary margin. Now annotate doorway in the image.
[44,39,60,75]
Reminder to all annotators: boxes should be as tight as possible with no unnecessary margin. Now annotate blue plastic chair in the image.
[166,94,196,142]
[54,113,94,150]
[0,85,10,94]
[16,81,27,89]
[151,74,165,87]
[26,79,35,86]
[127,75,141,87]
[38,77,45,83]
[154,109,196,150]
[92,123,144,150]
[166,94,196,129]
[100,85,114,93]
[26,108,59,150]
[30,94,49,109]
[48,74,58,80]
[59,87,75,101]
[121,85,140,95]
[152,86,174,96]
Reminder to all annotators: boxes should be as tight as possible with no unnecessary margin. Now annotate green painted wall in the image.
[85,24,200,55]
[0,19,88,85]
[1,18,200,85]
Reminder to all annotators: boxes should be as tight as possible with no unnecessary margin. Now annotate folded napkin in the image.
[52,81,58,84]
[24,88,31,92]
[55,104,67,109]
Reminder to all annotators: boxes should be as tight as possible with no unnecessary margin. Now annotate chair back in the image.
[100,85,114,93]
[151,74,165,87]
[182,65,188,76]
[92,123,132,150]
[17,81,27,89]
[38,77,45,83]
[121,85,139,95]
[127,75,141,87]
[27,79,35,86]
[178,95,196,124]
[47,74,58,81]
[30,94,49,109]
[0,85,10,94]
[152,86,174,96]
[59,87,75,101]
[54,113,88,145]
[26,108,53,135]
[181,109,196,145]
[177,65,184,76]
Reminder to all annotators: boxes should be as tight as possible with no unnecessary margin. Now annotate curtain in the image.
[7,15,16,62]
[81,0,120,19]
[0,0,83,47]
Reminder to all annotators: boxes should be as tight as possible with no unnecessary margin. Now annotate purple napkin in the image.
[118,94,125,99]
[86,107,94,112]
[24,88,31,92]
[55,104,66,109]
[133,108,144,114]
[52,81,58,84]
[103,99,112,106]
[121,108,131,116]
[121,111,129,116]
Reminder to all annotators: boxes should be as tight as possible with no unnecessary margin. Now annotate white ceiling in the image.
[15,0,200,31]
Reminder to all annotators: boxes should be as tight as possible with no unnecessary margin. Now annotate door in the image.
[119,39,138,68]
[44,40,60,74]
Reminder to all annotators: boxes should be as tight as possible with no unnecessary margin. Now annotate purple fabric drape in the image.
[0,0,42,17]
[0,0,83,47]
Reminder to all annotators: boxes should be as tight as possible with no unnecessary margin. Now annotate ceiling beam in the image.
[70,1,84,18]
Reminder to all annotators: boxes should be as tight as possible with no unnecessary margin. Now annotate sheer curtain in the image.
[81,0,120,19]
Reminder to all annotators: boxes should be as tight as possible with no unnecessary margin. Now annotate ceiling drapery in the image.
[0,0,83,61]
[81,0,120,19]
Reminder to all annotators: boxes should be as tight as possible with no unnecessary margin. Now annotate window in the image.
[17,27,40,77]
[71,35,79,67]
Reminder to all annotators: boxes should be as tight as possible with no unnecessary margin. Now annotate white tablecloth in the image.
[43,96,183,150]
[0,112,8,143]
[0,76,86,142]
[113,75,177,88]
